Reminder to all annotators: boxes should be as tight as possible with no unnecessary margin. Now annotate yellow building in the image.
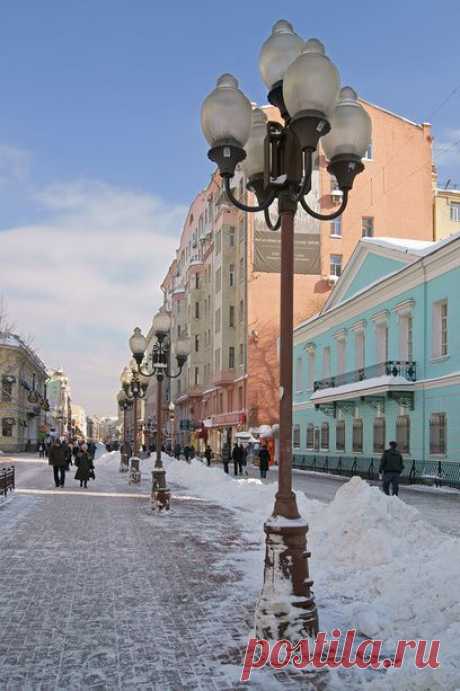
[434,187,460,240]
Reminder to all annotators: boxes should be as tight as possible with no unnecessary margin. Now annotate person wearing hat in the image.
[379,440,404,496]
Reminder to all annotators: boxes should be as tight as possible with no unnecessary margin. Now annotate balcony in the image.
[212,368,235,386]
[311,361,416,410]
[314,361,416,392]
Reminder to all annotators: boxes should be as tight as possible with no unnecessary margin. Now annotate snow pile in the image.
[163,458,460,689]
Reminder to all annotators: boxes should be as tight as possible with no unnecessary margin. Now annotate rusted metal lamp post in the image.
[200,19,371,640]
[128,312,191,511]
[117,388,133,471]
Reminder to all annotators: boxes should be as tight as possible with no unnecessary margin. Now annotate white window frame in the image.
[432,299,448,359]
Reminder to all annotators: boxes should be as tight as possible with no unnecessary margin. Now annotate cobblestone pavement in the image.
[0,454,325,690]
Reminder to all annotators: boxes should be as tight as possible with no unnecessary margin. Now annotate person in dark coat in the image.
[49,439,67,487]
[221,442,230,474]
[379,441,404,496]
[184,446,192,462]
[204,445,213,467]
[232,442,242,476]
[258,443,270,479]
[87,441,96,461]
[63,441,72,470]
[74,444,94,489]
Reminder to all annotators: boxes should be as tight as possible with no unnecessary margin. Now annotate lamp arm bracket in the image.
[299,189,349,220]
[223,176,274,213]
[264,206,281,231]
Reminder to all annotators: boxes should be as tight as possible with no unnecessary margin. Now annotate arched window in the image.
[336,419,345,451]
[306,424,314,449]
[352,418,363,453]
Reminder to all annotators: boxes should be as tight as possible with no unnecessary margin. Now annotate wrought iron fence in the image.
[313,360,417,391]
[293,454,460,489]
[0,466,15,496]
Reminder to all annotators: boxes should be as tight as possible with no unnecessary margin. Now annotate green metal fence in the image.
[293,454,460,489]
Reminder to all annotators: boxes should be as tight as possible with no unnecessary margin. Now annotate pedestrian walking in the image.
[258,442,270,479]
[74,444,95,489]
[63,441,72,470]
[38,441,46,458]
[204,444,213,467]
[48,439,67,488]
[184,446,192,462]
[232,442,242,476]
[379,441,404,496]
[174,443,181,459]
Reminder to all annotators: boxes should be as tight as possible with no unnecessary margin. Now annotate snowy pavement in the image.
[0,451,459,690]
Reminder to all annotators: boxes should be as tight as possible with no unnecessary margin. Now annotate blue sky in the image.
[0,0,459,415]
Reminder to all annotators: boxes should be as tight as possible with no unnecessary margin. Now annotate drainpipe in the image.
[421,257,427,462]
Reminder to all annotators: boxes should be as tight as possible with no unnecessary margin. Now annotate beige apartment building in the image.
[0,333,49,452]
[433,186,460,240]
[136,97,435,457]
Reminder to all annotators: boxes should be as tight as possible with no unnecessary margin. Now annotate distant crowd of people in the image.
[167,439,272,480]
[38,438,97,489]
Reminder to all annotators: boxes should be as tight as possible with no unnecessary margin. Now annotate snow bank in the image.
[163,458,460,689]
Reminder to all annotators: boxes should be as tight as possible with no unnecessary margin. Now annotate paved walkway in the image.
[0,453,319,690]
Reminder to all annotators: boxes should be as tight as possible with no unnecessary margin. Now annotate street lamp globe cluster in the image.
[128,311,191,511]
[201,19,372,640]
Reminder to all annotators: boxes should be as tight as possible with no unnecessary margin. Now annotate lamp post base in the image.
[255,517,318,641]
[151,468,170,512]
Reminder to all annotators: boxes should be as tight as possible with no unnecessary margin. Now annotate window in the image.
[314,427,320,450]
[330,254,342,277]
[239,218,244,243]
[307,349,316,390]
[336,338,346,375]
[432,300,448,358]
[229,347,235,369]
[376,322,388,363]
[229,264,235,287]
[330,217,342,237]
[363,142,373,160]
[355,331,365,371]
[229,226,235,246]
[352,419,363,452]
[228,389,233,412]
[177,324,181,338]
[215,268,222,293]
[239,342,244,366]
[450,202,460,222]
[320,422,329,450]
[238,386,243,410]
[1,376,14,402]
[430,413,447,455]
[373,417,386,453]
[239,257,244,281]
[322,347,331,378]
[239,299,244,323]
[194,367,199,386]
[218,393,224,414]
[194,335,199,353]
[215,348,221,372]
[2,418,14,437]
[194,302,200,319]
[396,415,410,454]
[195,273,200,289]
[215,229,221,254]
[215,308,221,333]
[295,356,303,392]
[293,425,301,448]
[400,313,414,361]
[306,424,314,449]
[336,420,345,451]
[229,305,235,327]
[362,216,374,238]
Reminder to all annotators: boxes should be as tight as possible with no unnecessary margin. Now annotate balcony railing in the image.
[313,360,416,392]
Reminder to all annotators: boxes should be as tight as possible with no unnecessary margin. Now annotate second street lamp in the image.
[128,312,191,511]
[121,365,149,459]
[201,19,371,640]
[117,388,133,471]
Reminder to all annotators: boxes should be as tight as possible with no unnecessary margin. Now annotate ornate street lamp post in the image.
[120,364,149,458]
[200,19,371,640]
[128,311,191,511]
[117,388,133,471]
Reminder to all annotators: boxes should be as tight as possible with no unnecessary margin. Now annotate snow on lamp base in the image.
[255,517,318,641]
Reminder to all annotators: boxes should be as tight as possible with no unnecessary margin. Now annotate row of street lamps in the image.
[118,312,191,510]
